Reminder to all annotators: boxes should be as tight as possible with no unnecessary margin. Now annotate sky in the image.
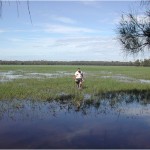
[0,0,149,61]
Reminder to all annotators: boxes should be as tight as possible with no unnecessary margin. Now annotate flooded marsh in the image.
[0,65,150,100]
[0,65,150,148]
[1,65,150,83]
[0,91,150,148]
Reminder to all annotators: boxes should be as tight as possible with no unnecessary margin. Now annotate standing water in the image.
[0,91,150,149]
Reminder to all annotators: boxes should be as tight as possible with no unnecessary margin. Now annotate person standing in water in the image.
[74,68,84,89]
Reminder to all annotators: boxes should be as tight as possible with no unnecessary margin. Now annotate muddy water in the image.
[0,91,150,149]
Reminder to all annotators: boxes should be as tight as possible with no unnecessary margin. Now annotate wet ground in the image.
[0,71,73,82]
[1,70,150,84]
[0,91,150,149]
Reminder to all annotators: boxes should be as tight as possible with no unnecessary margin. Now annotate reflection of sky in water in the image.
[1,70,150,84]
[0,71,74,82]
[101,75,150,84]
[0,92,150,149]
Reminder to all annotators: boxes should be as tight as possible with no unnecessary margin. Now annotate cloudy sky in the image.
[0,1,148,61]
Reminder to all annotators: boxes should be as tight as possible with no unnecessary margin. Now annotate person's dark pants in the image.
[75,78,82,88]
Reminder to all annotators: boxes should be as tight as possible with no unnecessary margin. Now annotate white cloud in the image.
[80,0,98,5]
[0,29,6,33]
[44,24,99,35]
[115,14,150,25]
[0,28,42,33]
[80,0,106,8]
[51,15,77,24]
[27,36,123,61]
[8,38,25,42]
[0,24,98,35]
[137,14,150,23]
[0,35,140,61]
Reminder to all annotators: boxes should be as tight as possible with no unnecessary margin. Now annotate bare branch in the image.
[117,3,150,55]
[0,0,2,18]
[0,0,32,24]
[140,0,150,6]
[27,0,32,24]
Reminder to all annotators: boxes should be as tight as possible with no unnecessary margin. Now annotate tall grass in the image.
[0,65,150,101]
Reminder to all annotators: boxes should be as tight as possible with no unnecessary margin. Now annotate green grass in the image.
[0,65,150,101]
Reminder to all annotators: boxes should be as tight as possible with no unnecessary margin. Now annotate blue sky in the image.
[0,1,149,61]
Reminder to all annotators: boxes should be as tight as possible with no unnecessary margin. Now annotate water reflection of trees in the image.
[0,90,150,121]
[100,90,150,105]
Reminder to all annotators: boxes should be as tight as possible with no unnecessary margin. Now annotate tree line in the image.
[134,58,150,66]
[0,60,149,66]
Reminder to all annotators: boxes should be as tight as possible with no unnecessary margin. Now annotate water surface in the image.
[1,70,150,84]
[0,91,150,149]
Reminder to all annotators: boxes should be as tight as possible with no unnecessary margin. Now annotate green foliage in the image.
[0,65,150,101]
[133,59,150,66]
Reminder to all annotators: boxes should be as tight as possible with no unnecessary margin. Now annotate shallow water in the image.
[0,71,73,82]
[1,70,150,84]
[101,75,150,84]
[0,92,150,149]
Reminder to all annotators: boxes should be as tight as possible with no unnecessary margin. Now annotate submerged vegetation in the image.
[0,65,150,101]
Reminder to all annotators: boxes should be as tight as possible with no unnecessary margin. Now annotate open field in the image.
[0,65,150,100]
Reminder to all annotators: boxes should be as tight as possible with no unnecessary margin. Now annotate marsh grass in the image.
[0,65,150,101]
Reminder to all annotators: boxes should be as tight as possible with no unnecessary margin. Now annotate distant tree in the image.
[134,59,141,66]
[117,1,150,55]
[142,58,150,66]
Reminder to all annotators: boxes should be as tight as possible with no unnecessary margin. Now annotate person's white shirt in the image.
[75,71,83,79]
